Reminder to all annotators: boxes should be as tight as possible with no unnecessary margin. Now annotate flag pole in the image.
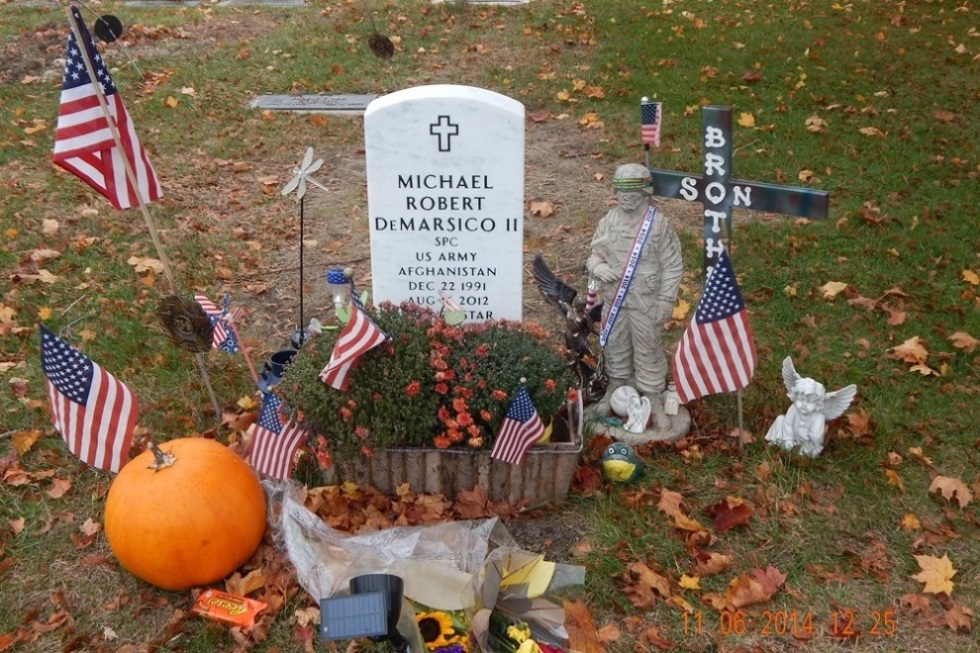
[736,388,745,453]
[225,317,259,386]
[65,7,222,424]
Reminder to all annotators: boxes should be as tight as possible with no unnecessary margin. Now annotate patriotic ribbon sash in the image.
[598,206,658,348]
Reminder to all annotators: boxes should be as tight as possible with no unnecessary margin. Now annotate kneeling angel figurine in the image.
[765,357,857,458]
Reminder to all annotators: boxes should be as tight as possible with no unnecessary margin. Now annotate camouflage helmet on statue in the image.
[612,163,654,194]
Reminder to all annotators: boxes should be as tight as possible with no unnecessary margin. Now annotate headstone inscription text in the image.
[648,106,830,274]
[364,85,525,321]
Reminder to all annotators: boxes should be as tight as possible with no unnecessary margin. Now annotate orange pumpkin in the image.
[104,438,267,591]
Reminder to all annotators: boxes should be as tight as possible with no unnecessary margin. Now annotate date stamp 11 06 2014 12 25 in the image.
[679,608,899,639]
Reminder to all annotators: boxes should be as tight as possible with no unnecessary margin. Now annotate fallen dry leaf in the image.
[529,200,556,218]
[948,331,978,353]
[929,476,973,508]
[912,554,956,595]
[679,574,700,590]
[805,115,827,132]
[563,599,605,653]
[962,269,979,285]
[595,624,620,643]
[888,336,928,365]
[859,126,886,137]
[127,256,164,275]
[706,496,752,532]
[624,562,671,609]
[820,281,848,299]
[691,551,733,576]
[11,428,42,456]
[737,112,756,127]
[944,604,973,633]
[672,298,690,320]
[885,469,904,492]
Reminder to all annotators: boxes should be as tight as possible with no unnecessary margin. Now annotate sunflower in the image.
[416,610,456,649]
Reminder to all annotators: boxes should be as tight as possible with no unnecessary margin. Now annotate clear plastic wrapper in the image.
[267,481,584,652]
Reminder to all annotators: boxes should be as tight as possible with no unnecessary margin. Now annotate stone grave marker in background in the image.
[364,85,525,322]
[250,94,377,115]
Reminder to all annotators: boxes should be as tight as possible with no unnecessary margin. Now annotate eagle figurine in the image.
[532,254,607,403]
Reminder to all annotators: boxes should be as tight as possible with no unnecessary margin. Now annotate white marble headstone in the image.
[364,85,525,322]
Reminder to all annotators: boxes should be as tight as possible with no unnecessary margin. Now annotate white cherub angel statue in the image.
[765,357,857,458]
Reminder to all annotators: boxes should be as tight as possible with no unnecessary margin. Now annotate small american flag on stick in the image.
[246,391,307,481]
[40,324,138,473]
[195,293,243,354]
[640,99,662,148]
[672,248,757,403]
[52,6,161,210]
[319,304,388,391]
[490,381,544,466]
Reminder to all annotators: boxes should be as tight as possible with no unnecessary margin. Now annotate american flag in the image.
[672,249,757,403]
[490,383,544,465]
[640,100,662,147]
[52,6,161,210]
[319,304,388,391]
[246,391,307,481]
[39,324,138,473]
[195,293,243,354]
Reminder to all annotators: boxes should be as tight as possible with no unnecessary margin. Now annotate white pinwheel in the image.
[282,147,328,201]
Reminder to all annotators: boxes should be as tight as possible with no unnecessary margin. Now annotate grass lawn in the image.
[1,1,977,652]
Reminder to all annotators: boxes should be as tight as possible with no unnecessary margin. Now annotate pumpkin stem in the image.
[147,442,177,471]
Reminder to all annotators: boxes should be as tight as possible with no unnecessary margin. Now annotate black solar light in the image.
[321,574,410,653]
[93,15,123,43]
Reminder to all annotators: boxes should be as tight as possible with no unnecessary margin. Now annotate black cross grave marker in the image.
[429,115,459,152]
[649,106,830,275]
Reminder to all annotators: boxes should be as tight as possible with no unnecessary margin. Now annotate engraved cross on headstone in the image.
[429,115,459,152]
[649,106,830,275]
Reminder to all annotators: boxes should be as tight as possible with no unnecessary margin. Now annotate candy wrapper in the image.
[192,589,267,628]
[268,482,584,652]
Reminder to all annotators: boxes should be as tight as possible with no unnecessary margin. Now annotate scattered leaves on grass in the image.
[929,476,973,508]
[912,554,956,595]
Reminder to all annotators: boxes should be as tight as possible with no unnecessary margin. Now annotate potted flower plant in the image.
[279,302,581,503]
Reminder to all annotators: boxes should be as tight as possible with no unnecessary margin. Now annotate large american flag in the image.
[319,304,388,391]
[490,383,544,465]
[640,100,662,147]
[672,249,757,403]
[195,293,243,354]
[52,6,161,210]
[246,391,307,481]
[39,324,138,473]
